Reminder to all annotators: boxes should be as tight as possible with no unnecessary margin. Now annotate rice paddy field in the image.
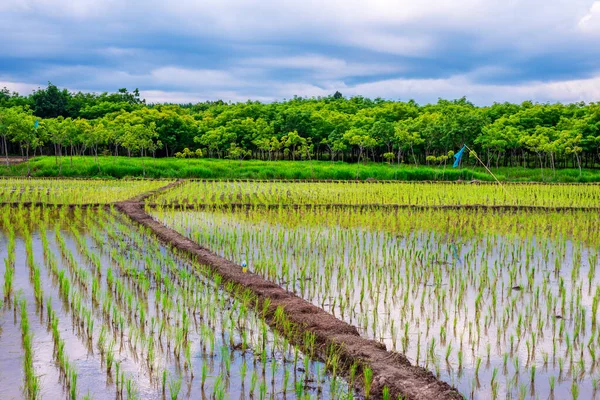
[151,180,600,208]
[150,180,600,399]
[0,204,354,399]
[0,178,171,204]
[2,178,600,399]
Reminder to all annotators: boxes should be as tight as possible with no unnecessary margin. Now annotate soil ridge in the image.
[115,198,463,399]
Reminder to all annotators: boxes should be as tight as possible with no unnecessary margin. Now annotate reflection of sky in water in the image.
[0,210,354,399]
[158,210,600,399]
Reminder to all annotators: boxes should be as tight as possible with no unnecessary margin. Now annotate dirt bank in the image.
[125,179,185,203]
[115,200,463,400]
[0,156,27,166]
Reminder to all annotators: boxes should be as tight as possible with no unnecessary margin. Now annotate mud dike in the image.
[114,180,463,400]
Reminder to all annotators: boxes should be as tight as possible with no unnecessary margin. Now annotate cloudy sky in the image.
[1,0,600,104]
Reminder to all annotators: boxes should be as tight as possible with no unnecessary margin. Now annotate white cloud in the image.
[344,33,432,56]
[342,74,600,104]
[150,67,244,89]
[4,70,600,105]
[0,0,119,18]
[243,54,403,79]
[523,75,600,102]
[141,72,600,104]
[141,90,273,103]
[97,47,142,57]
[579,1,600,32]
[2,0,594,54]
[245,55,349,71]
[146,0,596,54]
[0,80,41,95]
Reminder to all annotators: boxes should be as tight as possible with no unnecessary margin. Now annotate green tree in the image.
[395,120,424,165]
[119,122,161,176]
[343,128,377,178]
[0,107,12,165]
[227,142,251,166]
[194,125,236,158]
[281,130,307,161]
[31,82,71,118]
[476,117,520,168]
[85,121,110,172]
[370,120,395,161]
[5,107,39,175]
[38,117,67,174]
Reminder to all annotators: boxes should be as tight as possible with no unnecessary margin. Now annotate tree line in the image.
[1,83,599,173]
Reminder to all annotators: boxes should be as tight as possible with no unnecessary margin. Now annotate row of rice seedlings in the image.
[97,208,360,398]
[4,205,356,398]
[38,207,146,398]
[152,205,600,399]
[0,204,361,398]
[107,221,288,391]
[55,245,142,399]
[46,299,79,399]
[16,295,40,399]
[1,208,50,398]
[0,178,170,204]
[13,212,46,315]
[74,209,158,331]
[33,211,102,398]
[3,206,352,400]
[1,205,144,398]
[151,180,600,208]
[58,214,156,388]
[2,211,16,303]
[44,227,97,346]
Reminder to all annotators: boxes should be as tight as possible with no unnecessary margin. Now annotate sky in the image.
[1,0,600,105]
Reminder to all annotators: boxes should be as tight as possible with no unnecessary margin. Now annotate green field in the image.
[2,156,600,182]
[152,180,600,207]
[152,205,600,399]
[2,177,600,399]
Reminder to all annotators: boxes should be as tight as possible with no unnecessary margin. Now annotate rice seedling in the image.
[363,366,373,398]
[18,296,40,399]
[151,190,600,399]
[0,203,355,399]
[8,178,598,398]
[152,179,600,208]
[0,178,170,204]
[168,373,182,400]
[3,257,14,302]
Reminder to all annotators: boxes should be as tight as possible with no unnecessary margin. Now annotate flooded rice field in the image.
[0,205,353,399]
[151,206,600,399]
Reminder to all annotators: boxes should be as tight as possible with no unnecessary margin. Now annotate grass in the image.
[2,156,600,182]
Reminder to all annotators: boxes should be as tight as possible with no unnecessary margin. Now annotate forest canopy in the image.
[1,83,599,172]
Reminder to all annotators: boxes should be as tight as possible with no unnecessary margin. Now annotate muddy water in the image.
[0,208,355,399]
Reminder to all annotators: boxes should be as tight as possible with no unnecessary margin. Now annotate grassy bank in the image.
[1,156,599,182]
